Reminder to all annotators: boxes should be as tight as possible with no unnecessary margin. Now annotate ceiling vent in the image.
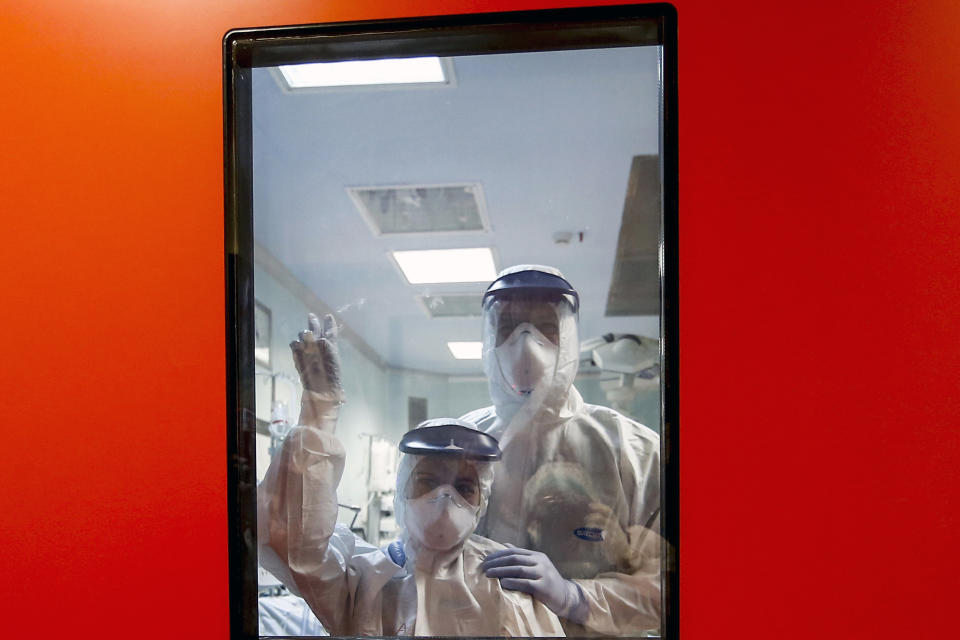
[348,183,489,236]
[417,293,485,318]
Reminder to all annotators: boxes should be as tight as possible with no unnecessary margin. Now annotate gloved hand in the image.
[481,545,588,623]
[290,313,344,430]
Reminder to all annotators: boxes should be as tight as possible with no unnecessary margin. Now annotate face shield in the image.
[405,457,482,506]
[484,295,576,395]
[393,421,499,554]
[401,457,482,551]
[481,269,580,421]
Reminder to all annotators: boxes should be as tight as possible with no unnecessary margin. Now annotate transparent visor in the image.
[483,293,576,347]
[404,457,482,506]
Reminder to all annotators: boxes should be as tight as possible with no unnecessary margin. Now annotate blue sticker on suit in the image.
[574,527,604,541]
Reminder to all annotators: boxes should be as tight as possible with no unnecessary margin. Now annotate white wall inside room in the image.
[446,378,493,419]
[253,262,391,518]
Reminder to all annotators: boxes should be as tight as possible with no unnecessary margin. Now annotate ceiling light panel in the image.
[418,293,485,318]
[279,57,449,89]
[349,184,488,236]
[447,342,483,360]
[392,248,497,284]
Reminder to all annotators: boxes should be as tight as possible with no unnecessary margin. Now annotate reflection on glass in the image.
[279,57,449,89]
[252,44,663,637]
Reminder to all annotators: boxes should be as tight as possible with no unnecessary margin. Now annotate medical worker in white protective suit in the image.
[257,313,565,637]
[464,265,663,636]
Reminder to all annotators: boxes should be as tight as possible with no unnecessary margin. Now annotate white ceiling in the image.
[252,46,662,375]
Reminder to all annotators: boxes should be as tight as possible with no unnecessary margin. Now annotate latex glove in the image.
[289,313,344,430]
[482,545,588,623]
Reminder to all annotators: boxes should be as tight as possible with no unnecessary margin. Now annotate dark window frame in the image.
[224,4,678,638]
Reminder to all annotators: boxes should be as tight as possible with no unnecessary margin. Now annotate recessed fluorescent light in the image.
[392,248,497,284]
[448,342,483,360]
[279,57,447,88]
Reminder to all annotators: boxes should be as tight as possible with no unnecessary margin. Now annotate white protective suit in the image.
[463,265,662,636]
[258,594,329,636]
[258,413,565,635]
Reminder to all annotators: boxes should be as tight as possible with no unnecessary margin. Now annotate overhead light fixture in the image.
[392,248,497,284]
[279,57,448,88]
[447,342,483,360]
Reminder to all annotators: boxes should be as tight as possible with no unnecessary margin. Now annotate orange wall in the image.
[2,1,958,638]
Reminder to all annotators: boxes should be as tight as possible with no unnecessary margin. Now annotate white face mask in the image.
[404,484,480,551]
[494,322,559,396]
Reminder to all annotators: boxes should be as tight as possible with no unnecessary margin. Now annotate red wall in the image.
[2,1,958,638]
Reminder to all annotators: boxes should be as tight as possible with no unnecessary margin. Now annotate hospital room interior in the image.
[251,45,664,633]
